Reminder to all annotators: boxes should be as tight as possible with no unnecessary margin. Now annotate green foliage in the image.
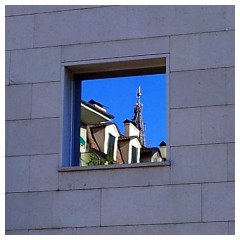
[87,153,116,166]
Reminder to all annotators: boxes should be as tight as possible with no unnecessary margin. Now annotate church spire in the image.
[132,86,146,146]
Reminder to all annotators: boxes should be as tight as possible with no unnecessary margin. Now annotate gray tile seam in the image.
[6,220,232,232]
[227,143,229,181]
[170,142,235,148]
[5,181,235,195]
[5,5,117,18]
[5,116,60,122]
[59,181,235,193]
[30,83,33,119]
[5,29,234,52]
[170,142,233,148]
[27,156,30,193]
[170,66,235,74]
[7,80,61,87]
[170,103,235,110]
[201,183,203,222]
[200,107,203,144]
[6,35,170,52]
[32,14,36,48]
[223,6,227,31]
[223,68,227,106]
[6,153,59,158]
[6,116,61,122]
[9,51,12,84]
[8,51,11,85]
[5,121,8,155]
[6,152,60,158]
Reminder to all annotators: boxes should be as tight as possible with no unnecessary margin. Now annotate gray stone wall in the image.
[5,5,234,234]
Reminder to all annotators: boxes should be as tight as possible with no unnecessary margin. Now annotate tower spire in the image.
[132,86,146,146]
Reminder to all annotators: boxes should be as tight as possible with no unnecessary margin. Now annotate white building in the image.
[80,100,142,166]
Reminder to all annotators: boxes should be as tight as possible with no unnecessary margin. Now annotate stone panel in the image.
[5,230,29,235]
[5,156,30,193]
[27,191,55,229]
[228,221,235,235]
[226,67,235,104]
[34,11,82,47]
[170,108,201,146]
[5,51,10,85]
[170,68,227,108]
[6,15,34,50]
[5,193,30,230]
[29,154,59,191]
[101,184,201,226]
[6,189,101,230]
[6,118,60,156]
[62,36,169,62]
[10,47,61,84]
[202,182,235,221]
[32,82,60,118]
[171,144,227,184]
[34,6,127,47]
[78,6,128,43]
[201,105,235,144]
[170,31,235,71]
[51,190,101,228]
[128,6,225,39]
[5,84,32,120]
[227,143,235,181]
[225,6,235,30]
[59,166,170,191]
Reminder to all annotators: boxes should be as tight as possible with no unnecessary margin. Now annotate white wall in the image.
[128,138,141,164]
[104,124,120,160]
[80,127,87,153]
[5,5,234,235]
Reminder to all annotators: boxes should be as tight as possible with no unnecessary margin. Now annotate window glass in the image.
[107,134,115,160]
[131,146,138,164]
[72,73,167,167]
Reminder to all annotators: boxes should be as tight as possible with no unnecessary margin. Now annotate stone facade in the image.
[5,5,234,234]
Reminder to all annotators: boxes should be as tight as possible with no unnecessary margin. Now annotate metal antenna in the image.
[132,86,146,146]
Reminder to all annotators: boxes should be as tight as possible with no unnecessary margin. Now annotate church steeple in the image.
[132,86,146,146]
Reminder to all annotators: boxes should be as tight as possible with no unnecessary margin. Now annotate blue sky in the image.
[81,74,166,147]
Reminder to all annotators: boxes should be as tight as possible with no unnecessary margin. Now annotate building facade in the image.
[5,5,235,234]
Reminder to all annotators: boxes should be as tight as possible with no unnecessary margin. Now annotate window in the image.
[107,134,115,160]
[61,56,168,167]
[131,146,138,164]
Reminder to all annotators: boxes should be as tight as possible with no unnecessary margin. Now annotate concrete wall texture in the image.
[5,5,235,235]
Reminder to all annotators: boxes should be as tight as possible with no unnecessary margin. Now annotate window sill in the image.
[58,161,171,172]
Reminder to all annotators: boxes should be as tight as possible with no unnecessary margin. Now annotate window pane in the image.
[82,74,166,146]
[107,134,115,160]
[77,73,167,167]
[131,146,138,164]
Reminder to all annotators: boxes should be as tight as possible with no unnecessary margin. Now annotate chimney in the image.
[123,119,140,137]
[159,141,167,161]
[88,99,107,112]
